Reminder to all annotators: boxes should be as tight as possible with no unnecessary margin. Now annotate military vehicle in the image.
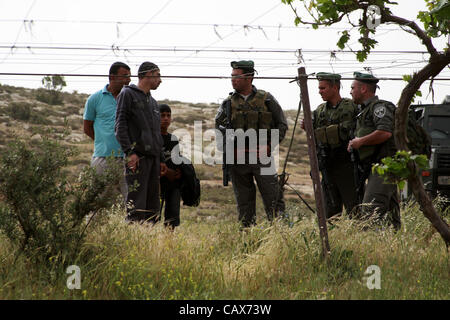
[409,96,450,201]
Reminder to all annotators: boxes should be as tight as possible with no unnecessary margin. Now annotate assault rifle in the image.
[218,99,232,186]
[316,143,337,209]
[348,132,366,205]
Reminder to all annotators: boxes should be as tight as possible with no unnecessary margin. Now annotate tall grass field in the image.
[0,188,448,300]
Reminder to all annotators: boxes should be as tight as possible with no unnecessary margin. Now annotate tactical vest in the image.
[313,98,356,148]
[356,99,396,161]
[229,90,272,131]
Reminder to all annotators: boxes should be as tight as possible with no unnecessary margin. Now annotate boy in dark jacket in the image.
[159,104,182,229]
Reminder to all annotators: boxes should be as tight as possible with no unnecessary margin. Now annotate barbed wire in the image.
[1,72,449,81]
[0,45,436,55]
[0,18,404,31]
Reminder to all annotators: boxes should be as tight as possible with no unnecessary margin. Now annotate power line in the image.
[64,0,175,74]
[0,18,407,32]
[167,2,283,67]
[1,72,449,81]
[0,0,36,64]
[0,44,435,55]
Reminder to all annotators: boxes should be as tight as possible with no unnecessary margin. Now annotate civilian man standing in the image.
[115,61,165,223]
[83,61,131,200]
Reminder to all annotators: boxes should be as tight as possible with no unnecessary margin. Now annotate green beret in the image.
[231,60,255,72]
[316,72,341,81]
[353,72,379,84]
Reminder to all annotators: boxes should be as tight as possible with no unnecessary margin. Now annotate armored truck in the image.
[412,98,450,199]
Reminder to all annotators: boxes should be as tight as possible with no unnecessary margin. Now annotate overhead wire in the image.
[0,18,403,31]
[0,0,36,64]
[63,0,175,73]
[0,44,434,55]
[1,72,449,81]
[166,2,283,67]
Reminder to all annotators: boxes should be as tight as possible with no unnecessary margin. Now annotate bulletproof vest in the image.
[356,99,396,162]
[229,90,272,131]
[313,98,356,149]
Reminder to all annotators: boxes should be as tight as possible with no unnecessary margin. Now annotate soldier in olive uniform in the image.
[301,72,359,218]
[347,72,401,230]
[215,60,288,228]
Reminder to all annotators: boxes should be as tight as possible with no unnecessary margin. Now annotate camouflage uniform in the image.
[215,62,288,227]
[313,96,359,218]
[355,93,401,230]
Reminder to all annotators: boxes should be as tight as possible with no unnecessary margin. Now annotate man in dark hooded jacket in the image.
[115,61,166,223]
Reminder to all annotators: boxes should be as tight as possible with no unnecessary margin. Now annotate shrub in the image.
[8,102,32,121]
[35,88,64,105]
[0,136,124,268]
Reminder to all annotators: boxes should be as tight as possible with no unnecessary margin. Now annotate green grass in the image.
[0,86,448,300]
[0,195,448,300]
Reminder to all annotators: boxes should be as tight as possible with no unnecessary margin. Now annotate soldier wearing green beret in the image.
[347,72,401,230]
[301,72,359,218]
[215,60,288,228]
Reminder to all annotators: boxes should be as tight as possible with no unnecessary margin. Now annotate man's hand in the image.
[347,130,392,152]
[164,167,181,182]
[127,154,140,173]
[347,137,363,152]
[160,163,168,177]
[174,168,182,180]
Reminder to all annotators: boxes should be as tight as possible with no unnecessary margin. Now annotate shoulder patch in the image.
[374,105,386,118]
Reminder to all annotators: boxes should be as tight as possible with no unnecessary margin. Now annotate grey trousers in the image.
[230,163,285,227]
[125,155,161,223]
[91,156,128,201]
[361,172,401,230]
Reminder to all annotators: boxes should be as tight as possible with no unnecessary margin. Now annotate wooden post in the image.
[297,67,331,259]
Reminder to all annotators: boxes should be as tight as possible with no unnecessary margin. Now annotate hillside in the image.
[0,83,314,206]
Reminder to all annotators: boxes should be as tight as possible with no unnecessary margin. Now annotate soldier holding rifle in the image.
[347,72,401,230]
[215,60,288,228]
[301,72,359,218]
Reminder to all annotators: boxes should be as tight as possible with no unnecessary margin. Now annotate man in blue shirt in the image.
[83,61,131,200]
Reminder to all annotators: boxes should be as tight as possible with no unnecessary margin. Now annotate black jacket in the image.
[115,84,163,159]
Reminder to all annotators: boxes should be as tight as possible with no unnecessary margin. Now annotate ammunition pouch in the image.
[232,110,272,131]
[314,124,340,147]
[247,111,259,130]
[232,112,246,129]
[315,127,328,144]
[325,124,339,146]
[259,111,272,129]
